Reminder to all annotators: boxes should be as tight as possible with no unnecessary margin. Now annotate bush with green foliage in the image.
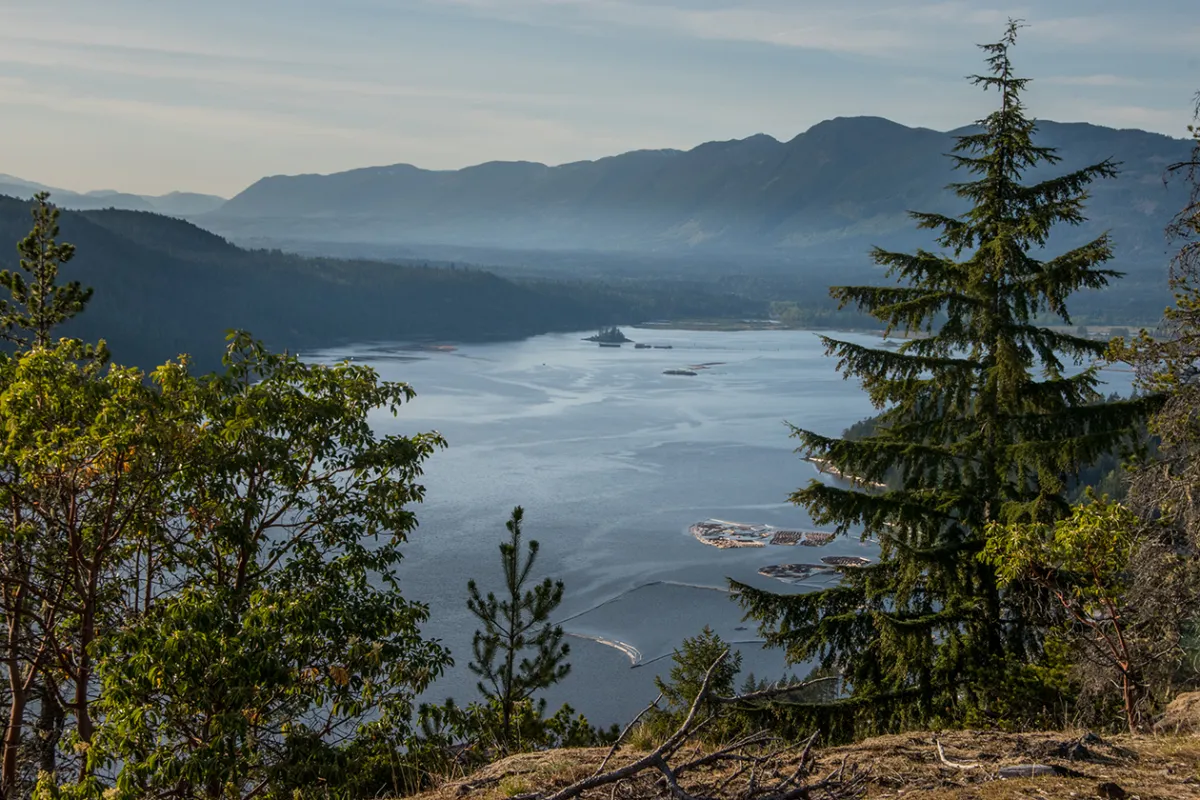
[26,336,454,800]
[984,494,1184,732]
[636,628,839,747]
[0,196,458,799]
[1111,93,1200,700]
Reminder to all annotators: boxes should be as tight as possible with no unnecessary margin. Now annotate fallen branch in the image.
[935,738,981,771]
[512,651,863,800]
[715,675,840,706]
[674,730,777,774]
[512,653,730,800]
[593,692,662,776]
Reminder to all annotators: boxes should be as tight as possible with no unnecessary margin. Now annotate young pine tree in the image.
[0,192,96,351]
[735,22,1151,740]
[467,506,570,749]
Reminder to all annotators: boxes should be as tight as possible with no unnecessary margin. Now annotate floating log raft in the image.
[690,519,836,549]
[758,563,834,583]
[821,555,872,567]
[769,530,837,547]
[690,519,771,547]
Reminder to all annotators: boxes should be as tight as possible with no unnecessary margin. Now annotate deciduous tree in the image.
[983,495,1175,733]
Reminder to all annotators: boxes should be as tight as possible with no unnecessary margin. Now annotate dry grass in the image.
[812,729,1200,799]
[405,730,1200,800]
[409,748,633,800]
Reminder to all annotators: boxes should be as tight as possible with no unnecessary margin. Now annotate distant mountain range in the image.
[0,174,225,217]
[194,116,1194,273]
[7,115,1193,283]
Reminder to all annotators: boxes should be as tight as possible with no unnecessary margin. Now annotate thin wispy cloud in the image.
[431,0,1003,56]
[428,0,1196,56]
[0,0,1192,195]
[1044,75,1144,88]
[0,39,582,111]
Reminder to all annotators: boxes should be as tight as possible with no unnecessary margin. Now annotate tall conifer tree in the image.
[735,22,1151,739]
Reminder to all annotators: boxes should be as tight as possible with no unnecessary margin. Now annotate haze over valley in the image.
[3,115,1194,360]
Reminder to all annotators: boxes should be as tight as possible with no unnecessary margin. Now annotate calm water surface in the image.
[306,329,1134,726]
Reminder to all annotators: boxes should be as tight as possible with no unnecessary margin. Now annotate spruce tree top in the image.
[0,192,95,350]
[799,19,1145,532]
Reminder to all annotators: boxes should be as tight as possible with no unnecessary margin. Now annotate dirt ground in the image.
[409,729,1200,800]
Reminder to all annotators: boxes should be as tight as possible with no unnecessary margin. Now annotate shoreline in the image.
[806,456,888,490]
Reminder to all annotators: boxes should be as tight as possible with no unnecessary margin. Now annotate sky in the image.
[1,0,1197,197]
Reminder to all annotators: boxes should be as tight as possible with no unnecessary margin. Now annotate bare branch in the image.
[935,738,981,770]
[512,651,863,800]
[594,693,662,776]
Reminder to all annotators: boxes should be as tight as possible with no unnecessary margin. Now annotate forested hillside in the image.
[0,196,759,370]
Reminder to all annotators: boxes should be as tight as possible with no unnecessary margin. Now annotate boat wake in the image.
[567,633,643,666]
[555,580,731,626]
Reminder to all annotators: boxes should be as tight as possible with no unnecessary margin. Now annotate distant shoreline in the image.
[632,319,1157,342]
[304,319,1158,363]
[633,319,879,334]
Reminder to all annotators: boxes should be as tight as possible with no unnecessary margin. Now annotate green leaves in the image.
[982,495,1160,732]
[3,335,452,799]
[984,492,1138,590]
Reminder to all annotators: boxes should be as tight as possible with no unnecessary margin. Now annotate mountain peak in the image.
[792,116,927,143]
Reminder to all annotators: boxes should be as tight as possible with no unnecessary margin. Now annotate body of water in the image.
[306,329,1134,727]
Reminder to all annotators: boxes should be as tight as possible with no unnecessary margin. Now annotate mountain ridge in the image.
[0,175,226,217]
[202,116,1192,269]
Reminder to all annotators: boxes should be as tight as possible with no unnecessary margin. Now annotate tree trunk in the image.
[74,593,96,782]
[1122,668,1139,734]
[3,678,27,795]
[3,574,29,796]
[34,678,64,777]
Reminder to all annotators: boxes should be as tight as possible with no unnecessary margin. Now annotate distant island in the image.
[584,326,632,344]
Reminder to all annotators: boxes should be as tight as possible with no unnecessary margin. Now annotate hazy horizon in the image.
[3,0,1198,197]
